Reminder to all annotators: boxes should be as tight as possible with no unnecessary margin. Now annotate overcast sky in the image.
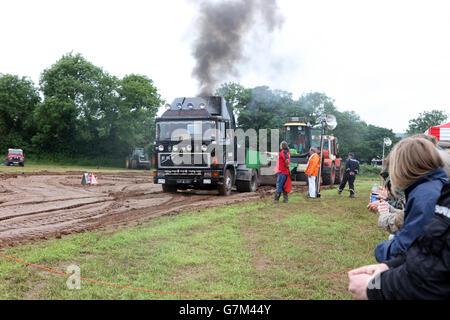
[1,0,449,133]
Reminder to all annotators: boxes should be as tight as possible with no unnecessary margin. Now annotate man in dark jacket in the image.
[348,182,450,299]
[338,153,360,198]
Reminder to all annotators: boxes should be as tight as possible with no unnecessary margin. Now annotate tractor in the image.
[283,116,343,187]
[126,148,151,170]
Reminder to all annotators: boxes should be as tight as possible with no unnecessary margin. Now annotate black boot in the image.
[282,191,288,203]
[273,191,281,204]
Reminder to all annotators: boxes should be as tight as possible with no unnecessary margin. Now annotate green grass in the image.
[0,178,386,300]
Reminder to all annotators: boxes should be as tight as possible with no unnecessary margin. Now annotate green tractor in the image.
[126,148,151,170]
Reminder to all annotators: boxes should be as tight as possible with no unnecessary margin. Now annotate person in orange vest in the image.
[273,141,291,204]
[305,147,321,198]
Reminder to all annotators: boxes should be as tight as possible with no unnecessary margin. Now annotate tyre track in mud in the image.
[0,171,313,248]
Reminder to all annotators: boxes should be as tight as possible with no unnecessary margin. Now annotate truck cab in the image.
[153,96,247,195]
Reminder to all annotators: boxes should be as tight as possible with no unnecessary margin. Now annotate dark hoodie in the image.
[375,167,449,263]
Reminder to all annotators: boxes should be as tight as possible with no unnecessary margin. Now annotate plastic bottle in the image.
[371,184,379,202]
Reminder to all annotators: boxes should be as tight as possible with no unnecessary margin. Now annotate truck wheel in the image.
[334,166,343,184]
[236,170,258,192]
[162,184,177,193]
[218,169,233,196]
[322,164,335,185]
[20,163,24,167]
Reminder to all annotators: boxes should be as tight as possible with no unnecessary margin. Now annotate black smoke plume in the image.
[191,0,284,96]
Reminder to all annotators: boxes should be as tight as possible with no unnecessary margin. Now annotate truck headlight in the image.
[165,104,171,110]
[201,145,208,152]
[158,145,164,151]
[186,145,192,152]
[172,145,178,152]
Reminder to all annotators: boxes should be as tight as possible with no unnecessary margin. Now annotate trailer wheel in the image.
[218,169,233,196]
[334,166,343,184]
[236,170,258,192]
[322,163,335,185]
[162,184,177,193]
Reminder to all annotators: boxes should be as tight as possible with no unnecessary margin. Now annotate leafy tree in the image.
[406,110,448,135]
[215,82,251,117]
[34,53,163,160]
[0,74,40,152]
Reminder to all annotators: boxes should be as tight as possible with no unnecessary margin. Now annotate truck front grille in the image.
[158,153,210,169]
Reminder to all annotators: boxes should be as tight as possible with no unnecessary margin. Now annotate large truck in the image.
[152,96,273,196]
[283,117,343,185]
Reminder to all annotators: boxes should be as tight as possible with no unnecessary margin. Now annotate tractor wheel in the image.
[322,163,336,185]
[218,169,233,196]
[131,159,137,169]
[334,166,344,184]
[162,184,177,193]
[236,170,258,193]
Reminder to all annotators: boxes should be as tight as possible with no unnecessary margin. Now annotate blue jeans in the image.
[276,173,288,193]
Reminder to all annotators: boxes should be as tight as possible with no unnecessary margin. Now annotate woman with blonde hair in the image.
[348,137,449,299]
[373,137,448,262]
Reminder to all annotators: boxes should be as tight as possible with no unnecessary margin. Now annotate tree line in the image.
[0,53,163,166]
[0,53,447,166]
[216,82,448,163]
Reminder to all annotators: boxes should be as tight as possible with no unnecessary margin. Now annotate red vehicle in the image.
[6,149,24,166]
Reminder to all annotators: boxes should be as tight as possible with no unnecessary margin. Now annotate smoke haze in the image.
[191,0,284,96]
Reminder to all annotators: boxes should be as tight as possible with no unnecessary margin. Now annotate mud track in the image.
[0,171,319,248]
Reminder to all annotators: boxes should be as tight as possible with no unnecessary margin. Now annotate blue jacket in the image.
[374,168,449,263]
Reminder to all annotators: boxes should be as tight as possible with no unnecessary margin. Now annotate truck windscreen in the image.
[156,121,216,141]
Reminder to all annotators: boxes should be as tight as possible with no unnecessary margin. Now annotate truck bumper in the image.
[153,170,223,186]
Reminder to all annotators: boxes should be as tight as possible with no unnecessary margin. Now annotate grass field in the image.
[0,177,386,300]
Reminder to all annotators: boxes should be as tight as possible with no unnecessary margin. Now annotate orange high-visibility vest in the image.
[305,153,321,176]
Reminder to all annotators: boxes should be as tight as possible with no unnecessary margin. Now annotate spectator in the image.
[305,147,321,198]
[374,138,448,263]
[367,158,406,237]
[348,182,450,300]
[338,153,360,198]
[273,141,291,204]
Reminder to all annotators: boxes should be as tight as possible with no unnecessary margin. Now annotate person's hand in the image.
[348,273,371,300]
[376,186,388,199]
[367,200,381,213]
[349,172,355,176]
[348,264,389,277]
[378,200,390,215]
[348,264,389,300]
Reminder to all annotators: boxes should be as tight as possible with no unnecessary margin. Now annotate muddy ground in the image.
[0,171,319,248]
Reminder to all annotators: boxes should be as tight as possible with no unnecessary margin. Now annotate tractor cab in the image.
[283,117,312,156]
